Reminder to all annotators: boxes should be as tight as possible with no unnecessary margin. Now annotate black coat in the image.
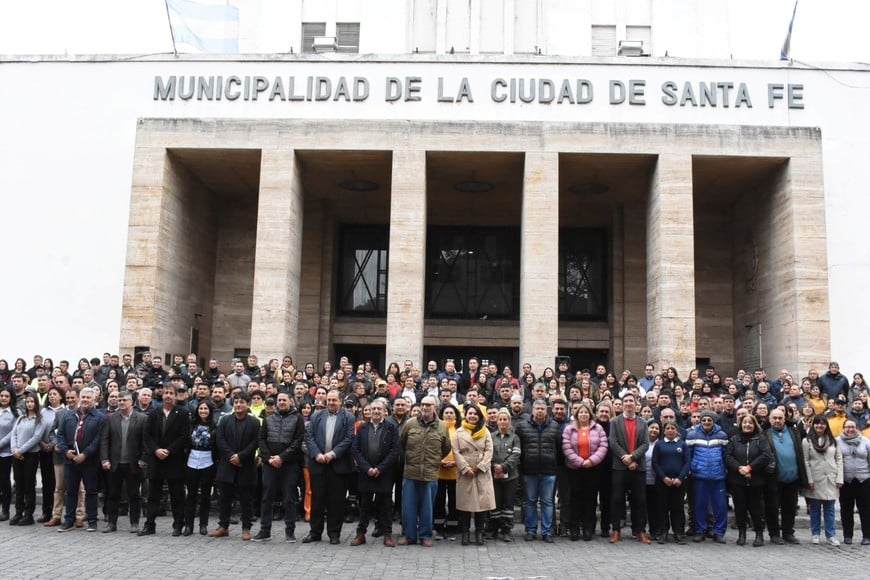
[514,417,561,475]
[352,420,400,493]
[143,406,190,480]
[215,413,261,487]
[725,431,772,487]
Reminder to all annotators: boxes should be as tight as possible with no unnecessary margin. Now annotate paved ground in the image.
[1,510,867,579]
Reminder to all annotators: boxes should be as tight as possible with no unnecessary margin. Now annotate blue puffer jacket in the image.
[686,423,728,481]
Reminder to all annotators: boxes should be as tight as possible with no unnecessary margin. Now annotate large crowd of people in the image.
[0,352,868,548]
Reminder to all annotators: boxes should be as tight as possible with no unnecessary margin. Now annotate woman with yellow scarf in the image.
[452,404,496,545]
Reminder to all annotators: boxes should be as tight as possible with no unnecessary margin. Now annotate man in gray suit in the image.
[608,393,651,544]
[100,391,147,533]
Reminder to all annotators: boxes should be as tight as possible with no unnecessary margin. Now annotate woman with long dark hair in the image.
[803,415,844,545]
[9,391,44,525]
[184,400,217,536]
[725,414,772,546]
[452,404,494,546]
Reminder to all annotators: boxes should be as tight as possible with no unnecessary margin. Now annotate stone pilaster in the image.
[647,154,695,373]
[385,150,426,367]
[250,148,303,361]
[520,152,559,376]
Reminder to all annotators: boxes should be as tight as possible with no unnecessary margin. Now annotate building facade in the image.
[2,1,866,376]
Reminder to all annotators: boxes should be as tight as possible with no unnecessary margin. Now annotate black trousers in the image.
[555,464,571,531]
[840,478,870,540]
[184,465,216,527]
[764,478,800,537]
[731,483,765,532]
[38,450,55,517]
[610,469,647,534]
[217,480,253,529]
[646,483,663,537]
[309,466,348,539]
[434,478,457,531]
[598,463,612,533]
[357,488,393,535]
[458,510,486,533]
[146,474,185,529]
[568,466,601,534]
[12,453,40,517]
[106,464,141,525]
[655,479,686,536]
[490,477,518,533]
[0,456,12,512]
[260,462,299,532]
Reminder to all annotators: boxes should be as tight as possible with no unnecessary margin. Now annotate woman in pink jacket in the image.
[562,402,609,541]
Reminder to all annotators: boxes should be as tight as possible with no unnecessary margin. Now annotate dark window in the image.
[559,229,607,321]
[336,22,360,53]
[427,228,519,319]
[337,225,389,317]
[301,22,326,53]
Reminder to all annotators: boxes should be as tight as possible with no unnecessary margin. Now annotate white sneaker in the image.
[828,537,840,546]
[811,535,820,544]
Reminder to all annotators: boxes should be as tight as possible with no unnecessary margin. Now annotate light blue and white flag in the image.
[166,0,239,53]
[780,1,798,61]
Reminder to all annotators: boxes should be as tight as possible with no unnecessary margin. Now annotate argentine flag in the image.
[166,0,239,53]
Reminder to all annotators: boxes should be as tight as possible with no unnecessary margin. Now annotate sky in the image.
[0,0,868,63]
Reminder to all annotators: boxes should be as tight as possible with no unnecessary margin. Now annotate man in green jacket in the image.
[397,395,451,547]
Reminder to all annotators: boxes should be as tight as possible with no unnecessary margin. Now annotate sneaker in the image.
[57,523,75,532]
[811,535,820,545]
[86,522,99,532]
[251,531,271,542]
[827,537,840,546]
[285,531,297,543]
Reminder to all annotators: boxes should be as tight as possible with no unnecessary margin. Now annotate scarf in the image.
[839,431,863,449]
[809,429,832,454]
[461,419,486,440]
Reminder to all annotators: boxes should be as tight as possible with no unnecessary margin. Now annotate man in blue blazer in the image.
[304,389,355,544]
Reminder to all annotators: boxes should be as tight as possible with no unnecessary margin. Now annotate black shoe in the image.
[657,533,668,545]
[9,514,22,526]
[461,532,470,546]
[57,523,75,532]
[476,531,485,546]
[0,511,8,522]
[753,533,764,547]
[736,531,746,546]
[329,537,341,545]
[103,523,117,533]
[285,531,297,543]
[36,514,50,523]
[783,534,800,544]
[500,531,514,543]
[582,531,593,542]
[17,516,35,526]
[171,527,182,537]
[861,537,870,545]
[86,521,99,532]
[599,529,610,538]
[770,535,785,545]
[675,535,687,545]
[712,534,726,544]
[524,533,535,542]
[137,526,156,536]
[182,526,193,537]
[843,537,852,545]
[302,534,321,543]
[542,535,554,543]
[252,530,271,542]
[200,525,208,536]
[372,528,384,538]
[692,534,705,543]
[570,530,580,541]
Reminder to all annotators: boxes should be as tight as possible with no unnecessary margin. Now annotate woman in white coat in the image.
[452,404,495,546]
[803,415,844,545]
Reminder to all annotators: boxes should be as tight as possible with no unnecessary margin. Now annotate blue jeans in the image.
[808,498,836,538]
[522,474,556,535]
[401,479,438,541]
[260,461,299,532]
[692,478,727,536]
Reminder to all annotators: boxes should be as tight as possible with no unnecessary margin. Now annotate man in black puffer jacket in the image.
[252,392,305,542]
[514,399,562,543]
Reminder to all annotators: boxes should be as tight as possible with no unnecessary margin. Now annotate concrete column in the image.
[520,152,559,376]
[385,151,427,367]
[120,145,166,355]
[647,154,696,373]
[250,148,303,361]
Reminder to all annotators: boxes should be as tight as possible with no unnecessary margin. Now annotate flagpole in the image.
[164,0,178,55]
